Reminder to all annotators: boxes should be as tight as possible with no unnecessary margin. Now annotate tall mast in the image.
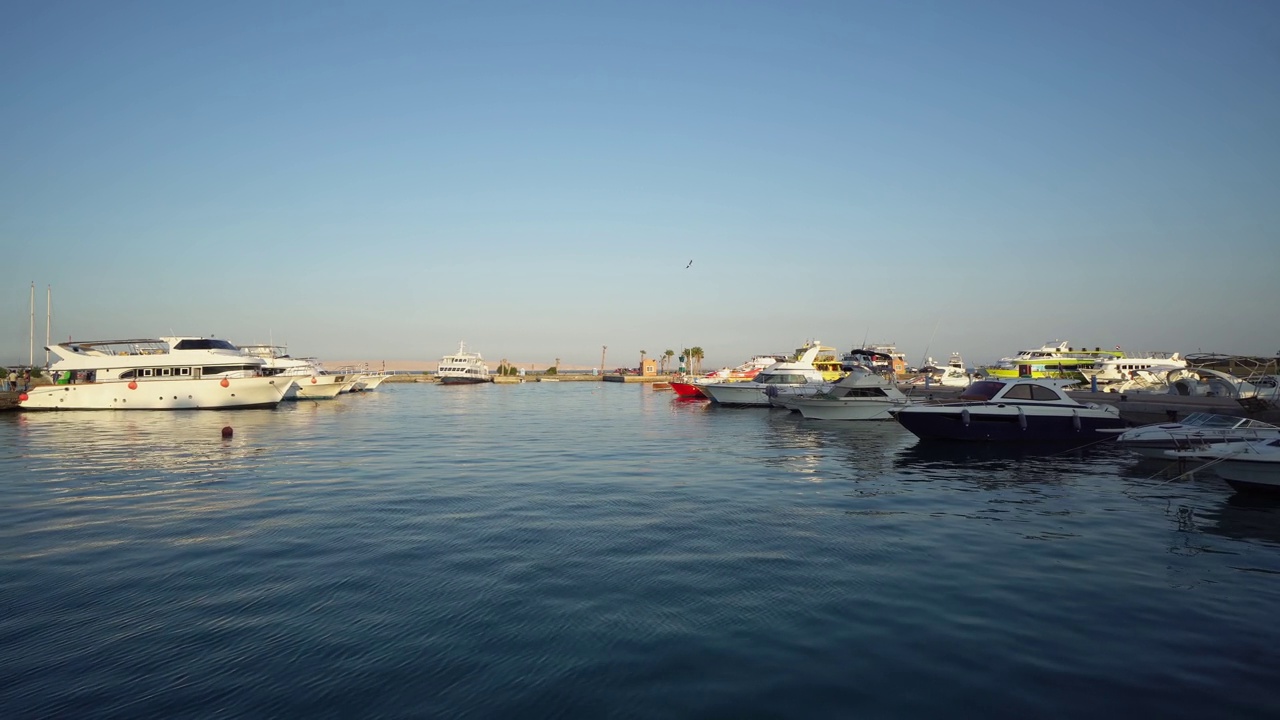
[29,282,35,366]
[45,285,51,367]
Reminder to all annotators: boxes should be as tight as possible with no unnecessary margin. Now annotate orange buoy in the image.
[19,393,28,401]
[220,378,230,388]
[310,377,317,384]
[128,381,138,390]
[221,426,233,438]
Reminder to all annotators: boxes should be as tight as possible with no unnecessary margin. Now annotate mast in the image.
[45,285,51,367]
[29,282,35,367]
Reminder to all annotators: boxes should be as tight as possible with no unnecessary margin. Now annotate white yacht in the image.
[787,368,914,421]
[437,342,492,385]
[21,337,291,410]
[1080,352,1186,385]
[702,343,829,407]
[238,345,357,399]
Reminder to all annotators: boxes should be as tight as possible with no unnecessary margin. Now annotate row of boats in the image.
[668,341,1280,493]
[16,337,390,410]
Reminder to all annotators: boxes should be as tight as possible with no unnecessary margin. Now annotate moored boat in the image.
[670,354,783,398]
[21,337,291,410]
[787,367,913,421]
[702,342,829,407]
[1113,413,1280,459]
[239,345,357,399]
[892,377,1123,441]
[1167,439,1280,493]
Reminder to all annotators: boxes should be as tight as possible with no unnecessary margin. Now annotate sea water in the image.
[1,383,1278,719]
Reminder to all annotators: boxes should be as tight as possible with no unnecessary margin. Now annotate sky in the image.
[3,0,1278,369]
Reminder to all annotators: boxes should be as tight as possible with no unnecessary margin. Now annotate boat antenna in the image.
[919,315,942,368]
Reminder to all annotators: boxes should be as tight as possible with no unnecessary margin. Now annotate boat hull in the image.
[669,381,707,398]
[1212,461,1280,493]
[894,404,1124,441]
[702,383,775,407]
[791,398,904,421]
[438,376,493,385]
[19,376,290,410]
[293,376,349,399]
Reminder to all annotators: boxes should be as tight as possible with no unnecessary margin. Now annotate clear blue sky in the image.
[3,0,1278,368]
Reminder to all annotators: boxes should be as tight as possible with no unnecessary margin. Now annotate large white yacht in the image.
[437,342,492,385]
[238,345,358,399]
[20,337,291,410]
[1078,352,1186,385]
[702,342,829,407]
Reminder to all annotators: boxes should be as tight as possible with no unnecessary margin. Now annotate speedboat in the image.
[1167,439,1280,493]
[702,343,829,407]
[1112,412,1280,459]
[787,368,913,420]
[892,377,1123,441]
[437,342,492,385]
[21,337,292,410]
[239,345,358,399]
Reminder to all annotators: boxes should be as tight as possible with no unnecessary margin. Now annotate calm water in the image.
[2,383,1278,719]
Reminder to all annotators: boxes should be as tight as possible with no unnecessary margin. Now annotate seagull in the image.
[686,259,693,269]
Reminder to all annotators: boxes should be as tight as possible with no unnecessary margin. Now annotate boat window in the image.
[180,367,191,376]
[162,368,172,376]
[121,370,136,379]
[142,368,154,377]
[1002,384,1035,400]
[173,339,240,351]
[1029,385,1062,401]
[959,381,1004,400]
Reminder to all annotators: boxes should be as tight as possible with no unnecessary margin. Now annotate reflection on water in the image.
[1197,493,1280,548]
[3,385,1280,719]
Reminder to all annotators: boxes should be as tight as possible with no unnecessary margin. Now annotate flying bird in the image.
[686,260,693,268]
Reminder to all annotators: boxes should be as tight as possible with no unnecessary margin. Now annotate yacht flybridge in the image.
[19,337,292,410]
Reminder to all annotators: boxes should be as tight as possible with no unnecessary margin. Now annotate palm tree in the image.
[663,349,675,373]
[690,347,704,374]
[681,348,691,373]
[640,350,647,373]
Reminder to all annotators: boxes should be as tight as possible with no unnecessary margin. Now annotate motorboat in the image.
[786,368,914,420]
[1078,352,1186,385]
[702,342,829,407]
[1167,439,1280,493]
[239,345,358,399]
[892,377,1123,441]
[20,337,292,410]
[670,355,783,398]
[437,342,492,385]
[905,352,971,388]
[1111,413,1280,459]
[982,340,1123,381]
[354,372,391,391]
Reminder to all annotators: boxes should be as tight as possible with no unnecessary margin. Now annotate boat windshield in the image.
[959,381,1005,400]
